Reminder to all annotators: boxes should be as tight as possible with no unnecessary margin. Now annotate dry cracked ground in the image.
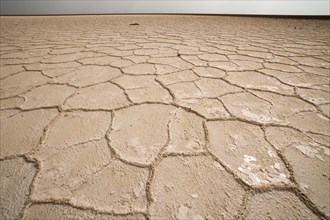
[0,15,329,220]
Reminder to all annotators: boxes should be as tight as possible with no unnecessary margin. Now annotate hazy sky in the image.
[1,0,329,15]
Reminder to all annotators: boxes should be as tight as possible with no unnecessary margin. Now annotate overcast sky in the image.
[1,0,329,15]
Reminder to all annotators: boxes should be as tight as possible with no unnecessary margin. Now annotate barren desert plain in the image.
[0,15,329,219]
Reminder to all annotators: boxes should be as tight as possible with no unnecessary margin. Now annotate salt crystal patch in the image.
[191,194,199,198]
[268,149,276,157]
[167,144,174,150]
[177,205,204,220]
[177,205,189,220]
[322,146,330,156]
[244,155,257,162]
[241,109,272,122]
[274,163,281,171]
[295,145,325,161]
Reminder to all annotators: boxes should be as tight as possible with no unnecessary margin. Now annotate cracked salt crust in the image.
[0,15,329,220]
[238,154,288,185]
[266,127,330,217]
[295,145,326,161]
[207,121,291,187]
[150,156,245,219]
[63,83,130,110]
[244,191,319,219]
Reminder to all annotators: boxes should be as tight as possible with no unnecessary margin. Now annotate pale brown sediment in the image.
[0,15,329,220]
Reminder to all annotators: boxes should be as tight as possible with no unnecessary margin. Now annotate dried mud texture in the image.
[0,15,329,219]
[149,156,245,219]
[63,83,130,110]
[109,104,176,165]
[34,111,112,160]
[0,109,58,158]
[207,121,291,187]
[244,191,319,219]
[23,204,147,220]
[0,158,37,220]
[265,127,330,218]
[31,139,112,200]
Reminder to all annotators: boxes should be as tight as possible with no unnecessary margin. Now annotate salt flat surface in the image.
[0,15,329,219]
